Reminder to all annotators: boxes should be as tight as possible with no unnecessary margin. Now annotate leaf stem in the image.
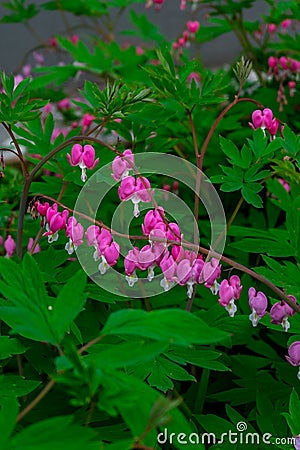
[194,368,210,414]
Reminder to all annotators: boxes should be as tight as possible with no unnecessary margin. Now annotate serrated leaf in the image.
[248,128,268,158]
[219,136,240,162]
[241,184,263,208]
[147,356,195,392]
[245,167,271,182]
[281,125,299,156]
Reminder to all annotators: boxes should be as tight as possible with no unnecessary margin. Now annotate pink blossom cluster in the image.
[254,19,293,41]
[145,0,200,10]
[110,150,242,308]
[172,21,200,55]
[37,202,69,244]
[35,201,119,272]
[248,289,300,380]
[248,287,297,332]
[268,56,299,110]
[249,108,281,140]
[49,34,79,48]
[268,56,300,78]
[86,225,120,274]
[0,235,40,257]
[124,208,226,301]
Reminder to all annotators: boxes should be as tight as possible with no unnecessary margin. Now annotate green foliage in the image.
[0,0,300,448]
[0,72,47,124]
[78,80,153,119]
[1,0,39,23]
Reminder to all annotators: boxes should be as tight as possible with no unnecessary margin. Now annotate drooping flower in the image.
[43,204,69,243]
[281,19,291,30]
[27,237,41,254]
[57,98,71,111]
[285,341,300,380]
[85,225,100,250]
[159,252,177,292]
[82,113,95,131]
[142,208,166,236]
[70,34,79,45]
[85,225,118,274]
[166,223,181,244]
[118,176,153,217]
[187,20,200,36]
[177,256,204,299]
[65,217,84,255]
[218,275,242,317]
[249,108,279,139]
[124,247,140,287]
[248,287,268,326]
[67,144,99,182]
[111,149,135,181]
[199,258,222,294]
[99,241,120,275]
[153,0,164,10]
[138,245,157,281]
[35,201,50,225]
[268,23,277,34]
[4,235,16,258]
[270,295,297,332]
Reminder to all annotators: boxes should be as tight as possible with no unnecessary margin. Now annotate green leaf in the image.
[286,197,300,260]
[219,136,240,163]
[256,257,300,297]
[51,270,87,341]
[221,180,243,192]
[146,356,195,392]
[166,346,230,371]
[0,395,18,447]
[230,238,293,257]
[84,340,168,369]
[280,125,300,156]
[11,415,98,450]
[0,375,40,397]
[244,166,270,182]
[129,10,166,44]
[0,336,26,359]
[286,389,300,435]
[266,178,291,211]
[241,183,263,208]
[248,128,268,158]
[102,309,228,346]
[0,255,58,344]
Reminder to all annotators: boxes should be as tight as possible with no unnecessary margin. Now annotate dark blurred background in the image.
[0,0,269,72]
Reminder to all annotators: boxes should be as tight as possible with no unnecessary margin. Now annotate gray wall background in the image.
[0,0,269,73]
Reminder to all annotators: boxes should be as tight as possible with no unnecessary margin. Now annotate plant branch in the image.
[2,123,29,177]
[29,195,300,315]
[16,378,55,423]
[16,334,105,423]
